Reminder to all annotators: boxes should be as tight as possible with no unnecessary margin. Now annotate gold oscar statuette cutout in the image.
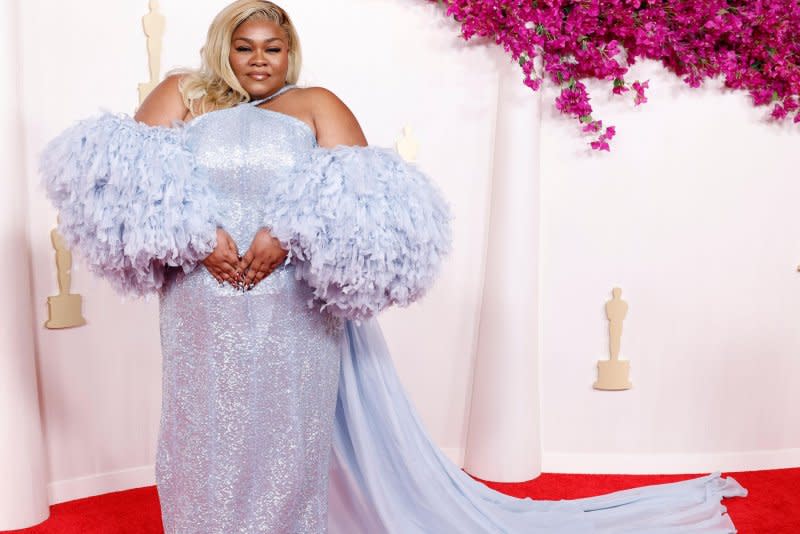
[395,125,419,163]
[593,287,632,390]
[138,0,166,104]
[45,226,87,329]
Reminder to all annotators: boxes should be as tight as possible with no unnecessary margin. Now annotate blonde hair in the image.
[176,0,302,116]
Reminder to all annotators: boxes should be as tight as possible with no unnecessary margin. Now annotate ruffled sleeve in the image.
[262,145,453,322]
[39,112,220,297]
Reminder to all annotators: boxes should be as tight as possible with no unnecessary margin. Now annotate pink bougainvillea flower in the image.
[612,78,630,95]
[632,81,650,106]
[556,81,592,118]
[435,0,800,151]
[582,119,603,133]
[772,104,788,120]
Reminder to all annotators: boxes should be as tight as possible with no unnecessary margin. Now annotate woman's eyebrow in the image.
[233,36,284,44]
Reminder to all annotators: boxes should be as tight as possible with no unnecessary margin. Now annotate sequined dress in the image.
[155,85,343,533]
[41,84,747,534]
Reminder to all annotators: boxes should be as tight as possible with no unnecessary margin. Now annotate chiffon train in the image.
[328,318,747,533]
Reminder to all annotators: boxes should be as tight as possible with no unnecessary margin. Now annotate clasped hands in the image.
[202,227,288,290]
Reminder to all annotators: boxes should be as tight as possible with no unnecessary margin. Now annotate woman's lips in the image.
[247,73,270,81]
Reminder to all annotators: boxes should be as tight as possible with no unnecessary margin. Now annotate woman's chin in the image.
[242,79,282,100]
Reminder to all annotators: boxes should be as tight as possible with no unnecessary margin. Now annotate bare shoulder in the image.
[305,86,367,148]
[134,73,189,127]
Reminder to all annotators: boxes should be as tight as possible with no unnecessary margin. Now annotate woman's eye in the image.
[235,47,251,52]
[268,48,281,53]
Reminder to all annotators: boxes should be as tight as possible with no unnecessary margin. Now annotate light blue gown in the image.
[40,84,747,534]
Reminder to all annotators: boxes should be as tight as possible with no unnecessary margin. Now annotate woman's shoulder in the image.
[134,73,190,127]
[298,86,367,147]
[299,86,348,113]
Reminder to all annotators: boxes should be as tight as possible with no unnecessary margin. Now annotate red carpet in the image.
[6,468,797,533]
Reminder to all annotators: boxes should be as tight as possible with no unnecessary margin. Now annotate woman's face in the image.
[229,18,290,99]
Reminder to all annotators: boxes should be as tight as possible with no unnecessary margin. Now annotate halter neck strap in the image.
[248,84,297,107]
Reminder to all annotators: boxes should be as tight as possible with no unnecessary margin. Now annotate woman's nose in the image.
[250,50,269,65]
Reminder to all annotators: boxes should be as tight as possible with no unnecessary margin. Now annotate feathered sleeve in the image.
[39,112,220,297]
[262,145,454,322]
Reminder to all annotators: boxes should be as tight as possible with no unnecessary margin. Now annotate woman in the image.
[41,1,746,532]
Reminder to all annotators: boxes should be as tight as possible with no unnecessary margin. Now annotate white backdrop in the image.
[539,61,800,473]
[2,0,799,529]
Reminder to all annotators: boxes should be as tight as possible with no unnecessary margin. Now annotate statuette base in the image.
[593,359,632,391]
[45,294,87,329]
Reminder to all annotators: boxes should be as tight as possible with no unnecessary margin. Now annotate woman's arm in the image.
[134,74,190,127]
[253,88,452,320]
[134,74,240,286]
[309,87,368,148]
[239,87,368,289]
